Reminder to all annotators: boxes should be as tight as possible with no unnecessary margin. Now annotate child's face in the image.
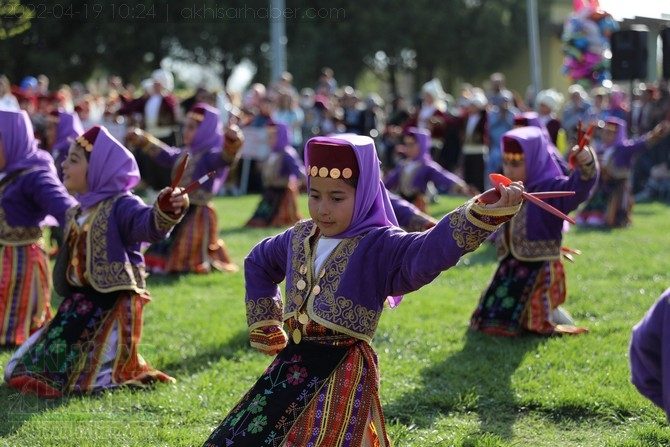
[61,143,89,194]
[182,117,199,147]
[399,136,420,159]
[601,124,617,145]
[502,158,526,183]
[308,176,356,237]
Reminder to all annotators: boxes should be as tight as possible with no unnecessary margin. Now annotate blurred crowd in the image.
[1,67,669,202]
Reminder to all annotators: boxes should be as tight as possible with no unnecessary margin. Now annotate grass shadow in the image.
[0,384,75,437]
[384,330,546,442]
[161,329,250,377]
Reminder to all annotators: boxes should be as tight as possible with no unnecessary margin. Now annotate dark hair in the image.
[341,176,358,189]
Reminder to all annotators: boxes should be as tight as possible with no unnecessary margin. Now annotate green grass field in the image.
[1,194,670,446]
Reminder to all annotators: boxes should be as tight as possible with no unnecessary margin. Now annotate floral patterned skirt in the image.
[576,177,632,228]
[470,255,584,336]
[204,320,390,446]
[4,287,174,397]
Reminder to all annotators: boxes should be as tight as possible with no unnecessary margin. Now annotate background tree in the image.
[0,0,549,95]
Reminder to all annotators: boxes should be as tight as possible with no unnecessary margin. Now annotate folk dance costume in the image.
[576,117,670,228]
[203,134,521,447]
[629,287,670,422]
[245,122,306,228]
[4,125,185,397]
[138,103,243,274]
[470,127,598,336]
[45,109,84,256]
[0,110,77,347]
[384,127,469,212]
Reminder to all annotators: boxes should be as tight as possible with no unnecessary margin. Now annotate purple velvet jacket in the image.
[245,199,519,342]
[630,288,670,422]
[496,162,598,261]
[0,166,76,244]
[53,194,181,295]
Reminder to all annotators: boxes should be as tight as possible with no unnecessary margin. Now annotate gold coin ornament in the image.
[293,295,303,306]
[299,265,307,275]
[312,285,321,295]
[298,313,309,325]
[293,328,302,344]
[297,279,306,290]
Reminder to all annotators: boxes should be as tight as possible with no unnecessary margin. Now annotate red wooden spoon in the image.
[171,153,190,189]
[479,173,576,224]
[158,153,190,210]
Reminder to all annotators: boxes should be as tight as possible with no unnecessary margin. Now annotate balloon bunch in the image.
[561,6,619,88]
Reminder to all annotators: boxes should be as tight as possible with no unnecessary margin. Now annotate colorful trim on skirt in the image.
[576,177,632,228]
[245,187,302,228]
[470,256,578,336]
[5,287,174,397]
[145,203,238,274]
[204,323,390,446]
[0,243,52,346]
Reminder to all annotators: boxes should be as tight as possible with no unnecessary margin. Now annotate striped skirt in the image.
[4,287,174,397]
[0,242,53,346]
[145,203,238,274]
[204,320,390,446]
[245,187,302,228]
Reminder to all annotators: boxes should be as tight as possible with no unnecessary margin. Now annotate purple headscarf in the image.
[271,122,290,153]
[76,125,140,210]
[188,103,223,154]
[0,109,56,175]
[305,133,402,307]
[305,134,398,239]
[600,117,628,152]
[405,127,433,162]
[503,126,562,191]
[514,111,565,159]
[53,109,84,152]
